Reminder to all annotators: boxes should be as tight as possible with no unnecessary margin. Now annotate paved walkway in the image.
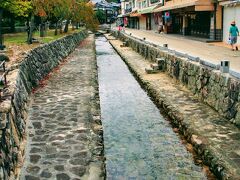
[122,28,240,72]
[20,35,104,180]
[108,34,240,179]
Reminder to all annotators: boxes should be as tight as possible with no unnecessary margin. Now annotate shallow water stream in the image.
[96,36,207,179]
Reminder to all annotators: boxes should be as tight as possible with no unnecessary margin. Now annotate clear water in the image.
[96,36,206,179]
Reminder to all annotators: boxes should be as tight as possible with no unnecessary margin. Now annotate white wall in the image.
[223,5,240,45]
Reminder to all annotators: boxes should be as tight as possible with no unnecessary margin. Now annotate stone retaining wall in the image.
[112,31,240,128]
[0,31,88,179]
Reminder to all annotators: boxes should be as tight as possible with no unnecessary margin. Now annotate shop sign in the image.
[165,11,170,18]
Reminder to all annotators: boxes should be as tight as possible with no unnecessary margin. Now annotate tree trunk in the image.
[26,20,31,44]
[59,21,63,34]
[64,19,69,33]
[72,22,75,31]
[40,23,44,37]
[39,18,45,37]
[10,17,15,33]
[54,22,58,36]
[0,8,4,50]
[27,15,34,44]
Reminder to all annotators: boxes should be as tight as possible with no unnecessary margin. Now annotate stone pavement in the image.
[108,34,240,179]
[20,34,105,180]
[121,28,240,73]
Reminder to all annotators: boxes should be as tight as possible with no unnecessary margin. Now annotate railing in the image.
[0,61,7,100]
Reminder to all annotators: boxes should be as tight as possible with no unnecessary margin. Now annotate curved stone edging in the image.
[0,30,88,179]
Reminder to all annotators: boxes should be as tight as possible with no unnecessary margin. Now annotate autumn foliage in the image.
[31,0,99,31]
[1,0,98,32]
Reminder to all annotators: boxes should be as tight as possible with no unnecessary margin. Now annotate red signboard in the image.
[165,11,170,18]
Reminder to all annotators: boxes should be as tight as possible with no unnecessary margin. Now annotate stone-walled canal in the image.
[2,30,230,179]
[96,36,208,179]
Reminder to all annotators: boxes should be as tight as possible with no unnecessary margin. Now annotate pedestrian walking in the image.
[123,17,128,31]
[117,19,122,31]
[158,20,163,34]
[229,21,239,51]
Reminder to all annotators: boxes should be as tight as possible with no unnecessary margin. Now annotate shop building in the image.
[119,0,224,41]
[153,0,222,40]
[122,0,162,30]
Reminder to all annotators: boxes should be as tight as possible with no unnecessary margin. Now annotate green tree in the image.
[70,1,99,32]
[0,0,99,47]
[82,2,99,31]
[51,0,99,33]
[50,0,68,35]
[0,0,32,49]
[95,9,106,24]
[31,0,72,35]
[31,0,54,37]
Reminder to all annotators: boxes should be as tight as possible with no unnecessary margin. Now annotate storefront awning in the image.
[139,5,158,14]
[130,10,141,17]
[153,0,214,12]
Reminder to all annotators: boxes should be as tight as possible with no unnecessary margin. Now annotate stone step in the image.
[145,67,159,74]
[145,67,154,74]
[156,58,165,70]
[120,41,128,47]
[150,63,159,71]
